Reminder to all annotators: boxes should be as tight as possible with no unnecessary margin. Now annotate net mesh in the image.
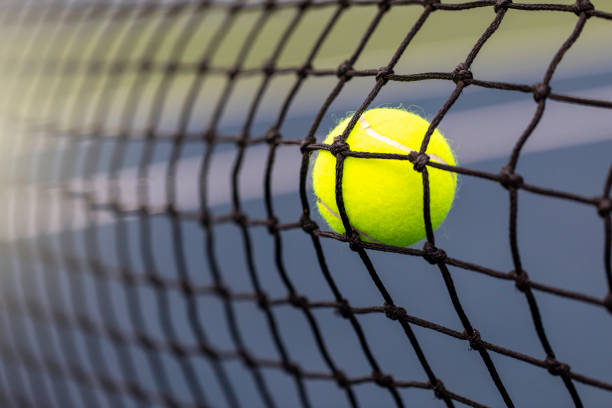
[0,0,611,407]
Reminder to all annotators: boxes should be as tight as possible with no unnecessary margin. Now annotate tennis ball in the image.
[312,107,457,247]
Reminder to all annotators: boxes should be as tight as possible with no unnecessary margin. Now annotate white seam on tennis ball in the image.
[317,197,383,244]
[358,117,452,171]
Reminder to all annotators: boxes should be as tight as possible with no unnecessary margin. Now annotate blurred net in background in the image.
[0,0,611,407]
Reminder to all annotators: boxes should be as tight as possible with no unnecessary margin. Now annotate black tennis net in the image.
[0,1,611,407]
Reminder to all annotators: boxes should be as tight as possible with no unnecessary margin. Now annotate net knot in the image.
[148,274,164,289]
[169,342,187,358]
[139,205,150,216]
[121,269,136,284]
[603,292,612,314]
[197,0,212,10]
[513,270,530,292]
[262,60,276,76]
[112,61,126,74]
[296,63,311,79]
[140,60,153,73]
[348,231,362,251]
[266,127,281,144]
[298,0,312,10]
[236,135,248,148]
[256,292,269,309]
[383,303,407,321]
[423,0,441,7]
[138,334,155,351]
[180,280,194,297]
[288,293,308,309]
[300,215,318,233]
[264,0,277,10]
[335,370,349,388]
[204,129,216,144]
[78,316,95,333]
[239,351,256,368]
[165,62,178,75]
[330,137,350,157]
[89,60,103,75]
[532,82,551,102]
[267,216,279,234]
[377,0,391,12]
[494,0,512,13]
[465,329,483,351]
[337,298,353,319]
[423,242,447,265]
[336,60,353,80]
[451,63,473,84]
[597,197,611,217]
[128,384,148,402]
[99,377,118,394]
[372,371,394,387]
[163,395,179,408]
[197,60,209,73]
[214,284,230,299]
[300,138,314,154]
[200,343,217,360]
[499,166,523,189]
[410,151,430,172]
[199,211,210,228]
[376,66,394,83]
[573,0,594,16]
[232,210,247,225]
[283,361,301,376]
[227,67,240,80]
[432,379,447,399]
[545,357,570,376]
[166,203,178,217]
[229,3,243,14]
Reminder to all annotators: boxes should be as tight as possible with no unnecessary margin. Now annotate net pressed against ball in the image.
[312,107,457,247]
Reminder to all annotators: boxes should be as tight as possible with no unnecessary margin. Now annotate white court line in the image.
[2,84,611,240]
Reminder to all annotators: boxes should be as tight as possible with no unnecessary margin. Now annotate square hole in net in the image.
[180,8,226,66]
[470,6,580,84]
[293,304,375,375]
[212,222,255,293]
[314,237,385,306]
[231,301,286,359]
[240,8,297,70]
[147,217,180,281]
[208,9,265,68]
[127,344,162,397]
[245,227,290,299]
[259,365,304,407]
[158,352,200,406]
[176,74,226,136]
[173,218,210,287]
[274,228,339,300]
[273,7,337,68]
[548,16,612,95]
[309,5,381,70]
[221,359,272,407]
[164,288,199,347]
[185,354,234,408]
[192,295,235,350]
[264,303,339,371]
[127,285,167,342]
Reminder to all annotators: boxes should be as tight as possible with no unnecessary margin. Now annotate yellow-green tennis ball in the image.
[312,107,457,247]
